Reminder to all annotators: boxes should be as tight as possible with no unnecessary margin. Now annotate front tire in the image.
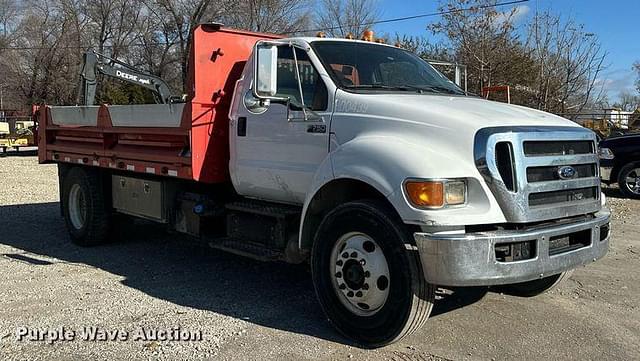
[61,167,112,246]
[617,162,640,199]
[311,200,435,347]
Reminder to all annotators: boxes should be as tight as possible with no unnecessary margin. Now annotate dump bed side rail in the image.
[38,104,193,179]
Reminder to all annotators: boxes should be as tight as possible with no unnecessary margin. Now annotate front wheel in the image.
[311,200,435,347]
[617,162,640,199]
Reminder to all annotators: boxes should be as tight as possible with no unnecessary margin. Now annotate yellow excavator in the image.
[0,118,36,154]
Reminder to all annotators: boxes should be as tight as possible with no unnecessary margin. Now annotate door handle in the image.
[237,117,247,136]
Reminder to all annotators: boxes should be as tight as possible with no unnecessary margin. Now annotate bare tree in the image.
[429,0,525,95]
[0,0,18,37]
[220,0,311,34]
[394,35,454,60]
[1,1,86,106]
[426,0,608,113]
[611,90,640,112]
[526,10,608,113]
[81,0,144,56]
[315,0,379,38]
[148,0,231,91]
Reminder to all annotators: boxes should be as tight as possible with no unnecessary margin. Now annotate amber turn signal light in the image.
[405,181,444,208]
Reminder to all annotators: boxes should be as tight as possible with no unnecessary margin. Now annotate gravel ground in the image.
[0,151,639,360]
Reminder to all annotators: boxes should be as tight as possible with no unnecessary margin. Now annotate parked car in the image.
[599,133,640,198]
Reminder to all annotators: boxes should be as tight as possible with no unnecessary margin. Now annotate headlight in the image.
[404,179,466,208]
[598,147,614,160]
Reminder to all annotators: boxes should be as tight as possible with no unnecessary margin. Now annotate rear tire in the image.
[494,271,573,297]
[311,200,435,347]
[61,167,112,246]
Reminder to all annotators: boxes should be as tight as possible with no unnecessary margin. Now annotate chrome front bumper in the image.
[414,210,610,286]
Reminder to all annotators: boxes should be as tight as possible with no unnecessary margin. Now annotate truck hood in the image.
[330,91,593,227]
[334,92,578,132]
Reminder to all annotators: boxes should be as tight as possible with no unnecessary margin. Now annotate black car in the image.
[599,133,640,198]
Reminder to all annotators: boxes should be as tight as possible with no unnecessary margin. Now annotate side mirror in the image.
[253,42,279,98]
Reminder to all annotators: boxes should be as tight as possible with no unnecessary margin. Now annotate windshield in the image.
[311,41,465,95]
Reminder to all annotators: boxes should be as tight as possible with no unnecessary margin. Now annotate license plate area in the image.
[549,229,592,256]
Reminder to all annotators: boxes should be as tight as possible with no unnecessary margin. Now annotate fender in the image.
[298,135,506,249]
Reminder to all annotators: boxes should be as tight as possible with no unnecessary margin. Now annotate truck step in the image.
[209,237,283,262]
[225,199,301,219]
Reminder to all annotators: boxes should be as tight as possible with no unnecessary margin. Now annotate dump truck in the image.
[37,24,611,347]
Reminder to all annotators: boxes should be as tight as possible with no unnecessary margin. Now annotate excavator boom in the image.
[77,51,175,105]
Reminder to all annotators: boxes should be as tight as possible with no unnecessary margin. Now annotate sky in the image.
[374,0,640,103]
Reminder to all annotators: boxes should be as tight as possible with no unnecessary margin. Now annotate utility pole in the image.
[0,83,5,122]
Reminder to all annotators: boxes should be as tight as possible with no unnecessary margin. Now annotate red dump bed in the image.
[38,25,280,184]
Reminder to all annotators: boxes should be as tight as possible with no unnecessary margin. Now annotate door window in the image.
[275,46,327,111]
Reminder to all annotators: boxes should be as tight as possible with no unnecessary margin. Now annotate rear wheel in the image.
[494,271,573,297]
[311,200,435,347]
[617,162,640,199]
[61,167,112,246]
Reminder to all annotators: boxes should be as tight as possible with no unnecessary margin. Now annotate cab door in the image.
[231,45,331,205]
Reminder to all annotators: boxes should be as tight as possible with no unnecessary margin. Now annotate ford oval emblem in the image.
[558,166,577,180]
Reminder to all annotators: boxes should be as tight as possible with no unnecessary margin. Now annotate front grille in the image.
[529,187,597,207]
[527,164,596,182]
[523,140,594,156]
[475,127,601,223]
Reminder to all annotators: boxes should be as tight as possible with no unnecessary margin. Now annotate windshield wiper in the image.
[416,85,464,95]
[345,84,464,95]
[344,84,417,91]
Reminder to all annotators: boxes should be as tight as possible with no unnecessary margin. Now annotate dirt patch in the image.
[0,156,638,360]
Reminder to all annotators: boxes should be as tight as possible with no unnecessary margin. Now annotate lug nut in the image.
[339,284,346,290]
[355,291,363,297]
[335,272,342,278]
[350,252,357,258]
[364,271,370,278]
[362,284,369,290]
[347,291,354,297]
[342,252,349,259]
[336,260,343,266]
[360,259,366,265]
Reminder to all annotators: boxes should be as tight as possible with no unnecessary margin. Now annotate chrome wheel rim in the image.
[330,232,390,316]
[624,168,640,195]
[68,184,87,230]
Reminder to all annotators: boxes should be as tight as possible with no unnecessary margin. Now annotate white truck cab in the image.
[228,37,610,345]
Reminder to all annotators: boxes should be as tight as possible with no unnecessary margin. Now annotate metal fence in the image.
[557,112,640,138]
